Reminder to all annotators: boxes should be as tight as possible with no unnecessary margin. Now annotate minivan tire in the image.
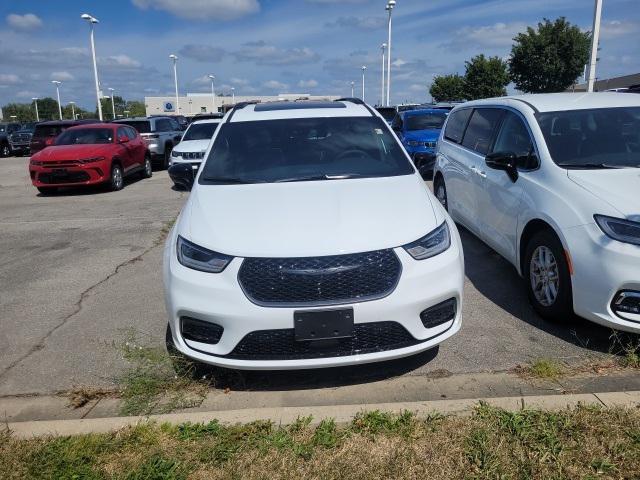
[434,176,448,211]
[524,229,573,322]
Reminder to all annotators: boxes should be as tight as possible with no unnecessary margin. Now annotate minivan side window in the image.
[492,111,538,169]
[443,108,472,144]
[461,108,503,155]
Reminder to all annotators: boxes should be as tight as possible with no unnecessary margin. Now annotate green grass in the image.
[526,358,565,379]
[3,405,639,479]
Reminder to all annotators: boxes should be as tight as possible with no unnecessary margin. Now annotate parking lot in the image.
[0,155,624,399]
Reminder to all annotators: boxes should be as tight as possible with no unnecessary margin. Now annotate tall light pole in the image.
[69,101,76,120]
[587,0,603,92]
[350,81,355,97]
[52,81,62,120]
[385,0,396,106]
[108,87,116,119]
[32,97,39,122]
[231,87,235,104]
[361,66,367,102]
[169,54,180,114]
[81,14,103,121]
[124,110,130,118]
[380,43,387,107]
[208,74,216,113]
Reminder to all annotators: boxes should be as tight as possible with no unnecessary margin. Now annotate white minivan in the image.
[434,93,640,332]
[164,99,464,370]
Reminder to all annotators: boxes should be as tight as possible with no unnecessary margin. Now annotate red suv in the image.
[29,123,152,195]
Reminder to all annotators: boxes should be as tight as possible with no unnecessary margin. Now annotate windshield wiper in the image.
[557,162,626,169]
[200,176,266,184]
[274,173,365,183]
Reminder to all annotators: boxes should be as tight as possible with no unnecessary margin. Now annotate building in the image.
[144,93,342,117]
[570,72,640,92]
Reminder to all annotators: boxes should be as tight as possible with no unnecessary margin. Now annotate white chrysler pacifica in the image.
[164,99,464,370]
[433,93,640,332]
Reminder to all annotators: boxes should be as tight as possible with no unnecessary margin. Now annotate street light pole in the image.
[52,81,62,120]
[169,54,180,114]
[587,0,603,92]
[69,101,76,120]
[380,43,387,107]
[385,1,396,106]
[350,81,355,98]
[81,14,103,121]
[32,97,39,122]
[361,66,367,102]
[108,87,116,119]
[208,75,216,113]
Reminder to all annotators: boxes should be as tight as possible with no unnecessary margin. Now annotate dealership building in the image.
[144,92,341,116]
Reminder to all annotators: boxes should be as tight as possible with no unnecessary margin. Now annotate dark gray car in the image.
[113,117,182,169]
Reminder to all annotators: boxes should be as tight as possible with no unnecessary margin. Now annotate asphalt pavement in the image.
[0,156,618,397]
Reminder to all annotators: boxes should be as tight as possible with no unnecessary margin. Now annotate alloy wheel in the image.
[529,245,560,307]
[435,183,447,210]
[112,166,123,190]
[1,145,10,157]
[145,158,152,177]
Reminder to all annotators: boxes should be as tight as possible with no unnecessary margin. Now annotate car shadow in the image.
[36,174,147,197]
[458,225,634,355]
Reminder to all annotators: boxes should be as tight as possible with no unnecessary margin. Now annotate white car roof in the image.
[191,119,221,125]
[459,92,640,113]
[228,100,373,122]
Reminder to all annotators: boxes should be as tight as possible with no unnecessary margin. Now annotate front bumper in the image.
[169,157,203,172]
[163,219,464,369]
[9,143,30,154]
[564,223,640,333]
[29,160,111,188]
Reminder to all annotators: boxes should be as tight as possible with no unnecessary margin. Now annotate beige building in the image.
[144,93,342,116]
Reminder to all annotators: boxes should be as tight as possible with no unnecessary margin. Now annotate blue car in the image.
[391,108,448,177]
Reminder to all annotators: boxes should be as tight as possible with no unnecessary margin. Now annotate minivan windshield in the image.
[199,117,413,184]
[56,128,114,145]
[182,122,219,141]
[537,107,640,169]
[405,113,447,131]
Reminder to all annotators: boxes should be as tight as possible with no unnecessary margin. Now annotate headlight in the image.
[80,156,106,164]
[407,141,422,147]
[177,236,233,273]
[403,222,451,260]
[171,150,181,158]
[595,215,640,246]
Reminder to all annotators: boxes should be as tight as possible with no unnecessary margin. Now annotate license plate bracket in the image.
[294,308,354,341]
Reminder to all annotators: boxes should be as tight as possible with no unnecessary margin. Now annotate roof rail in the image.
[226,101,260,121]
[335,97,376,116]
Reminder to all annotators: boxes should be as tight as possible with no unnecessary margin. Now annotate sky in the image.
[0,0,639,110]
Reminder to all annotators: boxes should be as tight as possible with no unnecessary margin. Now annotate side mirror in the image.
[168,163,194,191]
[118,135,129,143]
[485,151,518,182]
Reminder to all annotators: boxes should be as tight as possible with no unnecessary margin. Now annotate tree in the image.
[464,54,510,100]
[430,74,466,102]
[509,17,590,93]
[125,100,146,117]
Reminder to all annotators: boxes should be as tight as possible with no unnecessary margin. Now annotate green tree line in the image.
[429,17,590,102]
[2,97,146,122]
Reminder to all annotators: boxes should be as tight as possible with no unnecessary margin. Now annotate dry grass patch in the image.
[2,405,640,479]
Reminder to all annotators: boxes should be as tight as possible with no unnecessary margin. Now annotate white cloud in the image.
[234,41,320,66]
[600,20,639,39]
[325,16,385,30]
[100,54,142,68]
[230,77,251,86]
[51,71,75,81]
[16,90,37,98]
[132,0,259,21]
[0,73,20,84]
[263,80,289,91]
[442,22,526,52]
[392,59,408,67]
[409,83,426,92]
[298,79,318,88]
[179,44,226,62]
[6,13,42,30]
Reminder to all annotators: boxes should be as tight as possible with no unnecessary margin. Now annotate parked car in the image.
[397,103,421,112]
[433,92,640,332]
[187,112,225,124]
[375,106,397,125]
[169,119,221,179]
[113,116,182,169]
[29,123,152,195]
[164,99,464,370]
[30,119,100,156]
[9,123,37,156]
[392,108,448,177]
[1,122,23,157]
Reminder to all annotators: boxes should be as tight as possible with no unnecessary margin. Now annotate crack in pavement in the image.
[0,220,176,380]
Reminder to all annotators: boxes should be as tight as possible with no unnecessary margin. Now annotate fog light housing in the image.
[420,298,456,329]
[180,317,224,344]
[612,291,640,322]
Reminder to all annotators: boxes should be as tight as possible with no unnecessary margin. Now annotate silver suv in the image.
[113,116,182,169]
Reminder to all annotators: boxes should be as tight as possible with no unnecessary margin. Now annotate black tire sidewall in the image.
[164,145,172,170]
[142,155,153,178]
[435,177,448,211]
[1,144,10,157]
[524,229,573,321]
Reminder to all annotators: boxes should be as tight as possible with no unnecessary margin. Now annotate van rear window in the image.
[444,109,472,144]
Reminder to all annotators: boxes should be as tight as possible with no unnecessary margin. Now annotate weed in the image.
[352,410,415,436]
[123,453,186,480]
[526,358,564,379]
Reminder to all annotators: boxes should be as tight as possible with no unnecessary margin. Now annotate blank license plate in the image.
[294,308,354,341]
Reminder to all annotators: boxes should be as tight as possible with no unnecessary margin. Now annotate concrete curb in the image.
[6,390,640,439]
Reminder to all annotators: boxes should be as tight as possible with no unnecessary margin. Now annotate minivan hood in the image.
[568,168,640,217]
[174,139,210,153]
[31,144,112,160]
[186,175,437,257]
